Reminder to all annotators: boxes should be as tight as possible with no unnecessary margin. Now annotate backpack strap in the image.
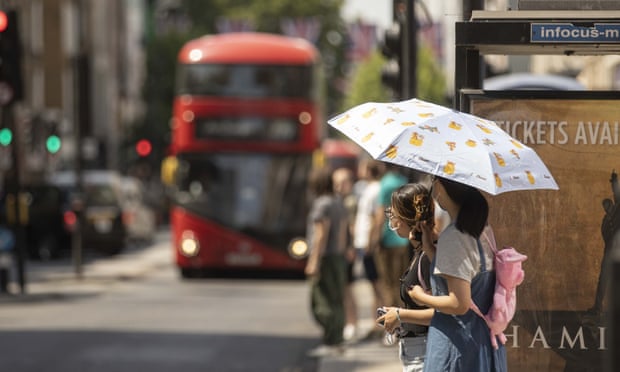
[417,251,429,292]
[482,226,498,255]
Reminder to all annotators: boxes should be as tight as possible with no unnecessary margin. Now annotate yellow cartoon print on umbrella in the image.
[385,145,398,159]
[495,173,502,188]
[409,132,424,146]
[449,121,462,130]
[526,171,535,185]
[443,161,455,175]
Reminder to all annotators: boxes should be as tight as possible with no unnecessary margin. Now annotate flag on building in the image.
[280,17,322,45]
[216,17,255,33]
[346,21,377,62]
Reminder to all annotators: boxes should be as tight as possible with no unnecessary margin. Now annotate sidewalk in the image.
[0,231,172,300]
[317,279,402,372]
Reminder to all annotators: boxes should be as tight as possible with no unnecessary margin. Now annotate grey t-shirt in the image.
[307,195,348,255]
[434,224,495,282]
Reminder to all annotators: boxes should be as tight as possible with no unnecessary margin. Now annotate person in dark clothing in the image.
[377,183,436,371]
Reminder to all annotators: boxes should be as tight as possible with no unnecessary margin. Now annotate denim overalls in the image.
[423,239,508,372]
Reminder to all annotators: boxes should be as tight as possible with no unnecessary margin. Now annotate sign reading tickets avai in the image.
[469,96,618,371]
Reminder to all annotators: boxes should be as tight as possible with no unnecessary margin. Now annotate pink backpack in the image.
[471,232,527,349]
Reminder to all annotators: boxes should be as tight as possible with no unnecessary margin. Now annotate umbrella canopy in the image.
[327,98,559,195]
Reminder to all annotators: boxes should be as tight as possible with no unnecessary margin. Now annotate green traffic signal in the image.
[0,128,12,146]
[46,134,62,154]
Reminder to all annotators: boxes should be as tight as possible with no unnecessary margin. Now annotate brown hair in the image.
[390,183,434,227]
[309,167,333,197]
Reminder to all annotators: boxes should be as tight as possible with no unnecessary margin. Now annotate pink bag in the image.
[471,232,527,349]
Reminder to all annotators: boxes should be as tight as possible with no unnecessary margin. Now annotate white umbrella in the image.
[327,98,558,195]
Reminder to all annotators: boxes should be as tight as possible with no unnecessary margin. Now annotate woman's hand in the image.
[376,306,401,334]
[407,285,427,306]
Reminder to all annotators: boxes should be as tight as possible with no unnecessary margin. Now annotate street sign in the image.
[531,23,620,43]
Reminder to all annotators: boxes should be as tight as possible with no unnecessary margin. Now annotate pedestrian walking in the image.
[408,176,508,371]
[349,158,386,341]
[305,167,349,357]
[332,167,358,341]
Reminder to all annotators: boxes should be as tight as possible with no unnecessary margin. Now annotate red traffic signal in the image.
[135,139,152,157]
[0,11,7,33]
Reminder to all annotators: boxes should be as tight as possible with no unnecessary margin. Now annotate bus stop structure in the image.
[454,10,620,372]
[455,10,620,106]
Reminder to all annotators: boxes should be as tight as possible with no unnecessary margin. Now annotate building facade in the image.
[1,0,145,183]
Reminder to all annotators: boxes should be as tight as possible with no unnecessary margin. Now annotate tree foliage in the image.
[342,51,391,110]
[342,45,447,111]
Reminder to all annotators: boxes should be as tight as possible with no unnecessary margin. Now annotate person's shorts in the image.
[363,254,378,282]
[346,260,355,283]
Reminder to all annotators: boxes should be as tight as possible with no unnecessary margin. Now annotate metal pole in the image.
[404,0,417,99]
[3,104,26,294]
[455,0,484,109]
[71,0,85,279]
[462,0,484,21]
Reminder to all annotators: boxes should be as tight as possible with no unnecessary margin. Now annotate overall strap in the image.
[477,238,487,272]
[417,251,428,292]
[471,239,488,319]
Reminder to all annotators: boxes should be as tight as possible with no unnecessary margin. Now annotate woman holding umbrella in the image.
[408,176,507,372]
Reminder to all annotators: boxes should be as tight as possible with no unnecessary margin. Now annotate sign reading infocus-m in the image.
[531,23,620,43]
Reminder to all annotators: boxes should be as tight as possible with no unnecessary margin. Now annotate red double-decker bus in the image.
[165,33,323,278]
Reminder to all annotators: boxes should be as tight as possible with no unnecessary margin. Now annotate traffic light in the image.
[45,134,62,154]
[0,127,11,146]
[0,9,23,105]
[380,21,403,98]
[135,139,152,157]
[0,11,7,32]
[380,1,406,99]
[380,0,416,100]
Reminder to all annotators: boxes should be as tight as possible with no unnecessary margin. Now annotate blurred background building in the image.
[3,0,145,183]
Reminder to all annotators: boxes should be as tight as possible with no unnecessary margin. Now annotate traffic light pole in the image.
[402,0,417,99]
[71,0,86,279]
[3,103,27,294]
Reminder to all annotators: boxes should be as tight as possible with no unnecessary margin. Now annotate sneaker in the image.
[343,324,356,341]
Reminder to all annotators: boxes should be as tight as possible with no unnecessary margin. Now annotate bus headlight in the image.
[180,230,200,257]
[287,237,309,259]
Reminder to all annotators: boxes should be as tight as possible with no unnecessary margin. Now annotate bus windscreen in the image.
[171,153,309,237]
[176,64,313,99]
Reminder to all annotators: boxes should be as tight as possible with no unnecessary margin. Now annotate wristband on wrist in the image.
[396,308,402,325]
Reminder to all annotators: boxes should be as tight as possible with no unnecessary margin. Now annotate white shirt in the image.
[353,180,380,250]
[434,224,495,282]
